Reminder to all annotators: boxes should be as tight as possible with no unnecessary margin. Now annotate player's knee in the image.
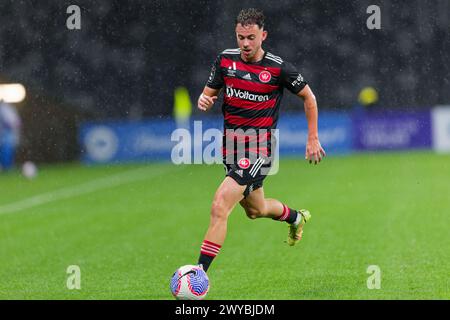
[246,210,258,220]
[210,198,228,222]
[245,206,266,220]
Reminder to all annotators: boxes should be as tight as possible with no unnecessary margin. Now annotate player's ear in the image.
[261,30,268,41]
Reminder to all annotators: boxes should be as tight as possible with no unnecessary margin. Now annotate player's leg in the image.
[240,187,298,222]
[197,176,246,272]
[240,187,311,246]
[240,187,281,219]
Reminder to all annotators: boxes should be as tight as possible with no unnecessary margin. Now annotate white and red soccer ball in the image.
[170,265,209,300]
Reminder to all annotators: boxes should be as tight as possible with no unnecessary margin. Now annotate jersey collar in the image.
[239,50,267,65]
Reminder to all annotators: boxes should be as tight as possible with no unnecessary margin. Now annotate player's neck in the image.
[241,48,265,63]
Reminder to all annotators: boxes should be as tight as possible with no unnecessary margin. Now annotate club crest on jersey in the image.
[238,158,250,169]
[259,71,271,83]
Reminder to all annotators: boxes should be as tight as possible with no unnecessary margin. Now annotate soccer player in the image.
[196,8,326,272]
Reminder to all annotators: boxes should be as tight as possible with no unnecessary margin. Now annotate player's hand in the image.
[305,137,326,165]
[198,94,217,112]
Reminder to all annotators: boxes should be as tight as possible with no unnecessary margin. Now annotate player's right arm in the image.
[198,87,219,112]
[198,54,223,112]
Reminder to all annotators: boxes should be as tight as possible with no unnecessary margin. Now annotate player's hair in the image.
[236,8,265,29]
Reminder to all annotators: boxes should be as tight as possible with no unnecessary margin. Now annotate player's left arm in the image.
[281,61,326,164]
[297,85,326,164]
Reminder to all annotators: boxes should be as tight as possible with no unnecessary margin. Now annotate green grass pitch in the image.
[0,151,449,299]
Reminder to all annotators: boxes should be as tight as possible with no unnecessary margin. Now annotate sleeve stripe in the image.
[222,48,241,54]
[266,52,283,62]
[265,55,283,65]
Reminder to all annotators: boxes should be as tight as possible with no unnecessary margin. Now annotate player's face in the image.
[235,23,267,61]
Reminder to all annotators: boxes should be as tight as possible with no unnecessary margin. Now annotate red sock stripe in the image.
[284,205,290,220]
[201,244,220,254]
[201,240,221,257]
[277,204,289,221]
[200,250,217,257]
[203,240,222,248]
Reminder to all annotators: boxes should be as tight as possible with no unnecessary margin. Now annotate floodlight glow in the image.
[0,84,26,103]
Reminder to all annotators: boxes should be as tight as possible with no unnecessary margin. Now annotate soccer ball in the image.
[170,265,209,300]
[22,161,38,179]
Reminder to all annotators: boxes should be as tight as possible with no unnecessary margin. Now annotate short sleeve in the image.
[206,55,224,89]
[280,61,307,94]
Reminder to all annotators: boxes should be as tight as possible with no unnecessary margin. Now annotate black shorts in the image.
[224,157,271,198]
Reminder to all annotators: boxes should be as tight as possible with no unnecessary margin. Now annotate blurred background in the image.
[1,0,450,300]
[0,0,449,166]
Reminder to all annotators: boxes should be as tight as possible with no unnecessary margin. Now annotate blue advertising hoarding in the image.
[353,112,432,151]
[80,119,177,163]
[278,112,352,156]
[79,112,353,164]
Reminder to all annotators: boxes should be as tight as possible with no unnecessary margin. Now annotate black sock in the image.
[286,208,298,224]
[197,240,221,272]
[273,204,298,224]
[198,254,214,272]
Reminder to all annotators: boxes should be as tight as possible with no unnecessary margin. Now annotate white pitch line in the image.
[0,165,180,216]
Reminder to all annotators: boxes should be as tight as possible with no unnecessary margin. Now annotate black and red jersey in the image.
[206,48,307,164]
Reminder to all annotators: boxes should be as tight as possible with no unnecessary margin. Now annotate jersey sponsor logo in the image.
[235,169,243,177]
[238,157,250,169]
[259,71,272,83]
[242,73,252,80]
[225,86,270,102]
